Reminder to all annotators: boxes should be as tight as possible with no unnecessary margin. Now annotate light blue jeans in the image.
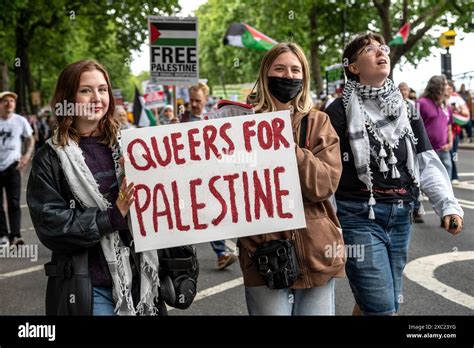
[436,150,452,180]
[245,279,335,315]
[93,287,116,316]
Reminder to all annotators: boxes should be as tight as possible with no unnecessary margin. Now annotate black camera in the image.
[158,245,199,309]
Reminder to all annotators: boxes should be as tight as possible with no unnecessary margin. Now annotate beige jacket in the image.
[237,110,345,288]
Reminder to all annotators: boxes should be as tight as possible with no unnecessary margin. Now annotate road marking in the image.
[458,173,474,177]
[0,265,43,280]
[168,277,243,311]
[404,251,474,310]
[422,196,474,210]
[194,277,243,301]
[457,198,474,210]
[453,181,474,191]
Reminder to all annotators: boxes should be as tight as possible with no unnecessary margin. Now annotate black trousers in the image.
[0,162,22,240]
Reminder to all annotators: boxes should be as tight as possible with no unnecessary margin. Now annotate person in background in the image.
[180,82,238,270]
[398,82,414,106]
[446,80,469,185]
[114,106,133,130]
[408,88,417,102]
[399,82,423,222]
[418,76,453,178]
[158,105,177,125]
[0,91,35,247]
[458,83,472,143]
[326,34,463,316]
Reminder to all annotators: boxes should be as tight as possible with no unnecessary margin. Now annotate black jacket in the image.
[27,144,148,315]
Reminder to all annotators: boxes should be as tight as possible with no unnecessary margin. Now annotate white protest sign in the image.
[148,16,198,86]
[141,80,165,109]
[121,110,306,252]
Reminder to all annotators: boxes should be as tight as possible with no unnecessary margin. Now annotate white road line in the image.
[194,277,243,301]
[0,265,43,280]
[458,173,474,177]
[422,197,474,210]
[404,251,474,310]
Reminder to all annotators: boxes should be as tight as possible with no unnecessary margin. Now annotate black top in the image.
[79,136,130,287]
[325,98,432,203]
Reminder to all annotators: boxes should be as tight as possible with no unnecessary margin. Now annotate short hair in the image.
[342,33,385,82]
[398,82,409,89]
[189,82,209,99]
[447,80,456,92]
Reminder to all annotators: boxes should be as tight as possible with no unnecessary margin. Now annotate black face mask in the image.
[267,76,303,103]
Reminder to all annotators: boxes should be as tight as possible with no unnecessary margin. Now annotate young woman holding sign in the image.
[27,60,164,315]
[237,43,345,315]
[325,33,463,315]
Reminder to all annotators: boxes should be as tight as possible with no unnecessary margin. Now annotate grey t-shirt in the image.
[0,113,33,171]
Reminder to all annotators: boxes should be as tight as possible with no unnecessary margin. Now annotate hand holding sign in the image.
[116,157,136,218]
[121,111,306,252]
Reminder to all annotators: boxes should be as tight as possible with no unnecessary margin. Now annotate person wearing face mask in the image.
[325,33,463,316]
[238,42,344,315]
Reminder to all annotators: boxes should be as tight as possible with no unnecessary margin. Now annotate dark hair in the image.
[51,60,117,147]
[422,75,447,105]
[342,33,385,82]
[447,80,456,91]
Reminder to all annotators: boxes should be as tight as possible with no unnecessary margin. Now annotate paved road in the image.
[1,150,472,316]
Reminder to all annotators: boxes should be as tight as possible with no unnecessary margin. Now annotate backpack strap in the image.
[299,114,309,148]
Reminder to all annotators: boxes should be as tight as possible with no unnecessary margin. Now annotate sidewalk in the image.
[459,141,474,150]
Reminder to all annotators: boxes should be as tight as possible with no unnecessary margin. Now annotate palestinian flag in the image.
[389,23,410,46]
[223,23,277,51]
[133,87,156,127]
[149,20,196,46]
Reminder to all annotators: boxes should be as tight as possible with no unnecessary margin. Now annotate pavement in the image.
[0,149,473,316]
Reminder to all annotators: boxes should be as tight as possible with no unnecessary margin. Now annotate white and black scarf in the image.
[342,78,422,219]
[47,134,160,315]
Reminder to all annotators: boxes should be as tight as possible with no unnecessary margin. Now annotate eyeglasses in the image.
[358,44,390,56]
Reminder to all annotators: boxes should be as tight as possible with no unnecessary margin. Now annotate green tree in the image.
[196,0,473,96]
[0,0,180,114]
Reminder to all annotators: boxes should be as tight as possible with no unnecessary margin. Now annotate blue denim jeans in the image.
[210,240,227,257]
[450,135,459,180]
[336,200,413,315]
[436,150,452,180]
[245,278,335,315]
[93,287,116,316]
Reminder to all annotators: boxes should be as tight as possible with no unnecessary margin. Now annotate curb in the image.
[459,144,474,150]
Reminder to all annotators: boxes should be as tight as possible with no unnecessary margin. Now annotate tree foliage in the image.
[0,0,180,113]
[196,0,473,95]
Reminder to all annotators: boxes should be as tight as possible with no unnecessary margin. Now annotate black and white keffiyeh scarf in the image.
[47,134,161,315]
[342,78,422,219]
